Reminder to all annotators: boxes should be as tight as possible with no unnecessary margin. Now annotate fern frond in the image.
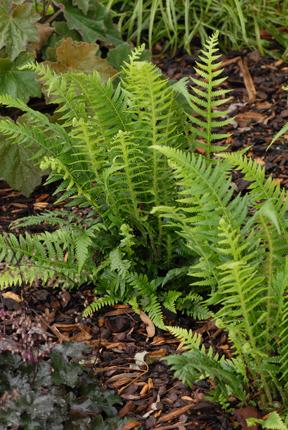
[247,412,288,430]
[83,296,120,316]
[219,153,288,348]
[34,64,86,126]
[127,273,165,328]
[165,345,246,402]
[10,210,71,229]
[256,209,288,345]
[270,121,288,148]
[220,151,288,218]
[122,55,182,215]
[153,146,249,265]
[144,293,164,329]
[104,130,148,224]
[69,73,127,140]
[0,265,59,289]
[75,231,93,273]
[162,290,182,313]
[0,112,98,211]
[177,292,211,320]
[0,229,88,289]
[39,156,99,210]
[187,31,232,156]
[214,218,265,349]
[166,326,202,350]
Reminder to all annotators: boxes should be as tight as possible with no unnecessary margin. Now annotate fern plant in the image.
[248,412,288,429]
[0,36,228,327]
[152,144,288,413]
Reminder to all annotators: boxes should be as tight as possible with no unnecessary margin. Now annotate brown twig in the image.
[238,57,257,103]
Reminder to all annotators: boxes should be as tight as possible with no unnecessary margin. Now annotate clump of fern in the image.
[1,30,287,418]
[153,145,288,412]
[0,35,228,327]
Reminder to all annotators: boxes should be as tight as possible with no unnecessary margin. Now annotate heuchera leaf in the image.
[45,20,81,59]
[107,43,132,69]
[0,1,39,60]
[0,343,123,429]
[45,37,116,80]
[0,114,44,196]
[58,0,122,45]
[0,53,41,102]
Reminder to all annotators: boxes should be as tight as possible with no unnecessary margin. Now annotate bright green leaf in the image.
[259,200,281,234]
[247,412,288,429]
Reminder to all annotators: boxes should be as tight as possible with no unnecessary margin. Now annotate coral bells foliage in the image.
[0,33,288,418]
[0,343,123,429]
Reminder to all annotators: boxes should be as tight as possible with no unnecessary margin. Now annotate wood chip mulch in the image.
[0,285,239,430]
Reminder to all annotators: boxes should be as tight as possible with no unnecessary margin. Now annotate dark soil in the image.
[1,51,287,429]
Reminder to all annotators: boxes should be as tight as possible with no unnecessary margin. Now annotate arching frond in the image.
[220,151,288,217]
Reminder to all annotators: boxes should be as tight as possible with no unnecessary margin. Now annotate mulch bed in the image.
[1,285,238,430]
[1,50,288,429]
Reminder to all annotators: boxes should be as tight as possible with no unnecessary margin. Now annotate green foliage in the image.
[0,342,124,429]
[0,113,44,196]
[104,0,288,55]
[0,0,128,196]
[2,32,288,417]
[0,36,229,326]
[0,53,41,102]
[60,0,122,44]
[0,0,39,60]
[271,121,288,147]
[0,0,123,99]
[181,31,232,156]
[247,412,288,429]
[72,0,90,14]
[166,327,246,404]
[154,143,288,411]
